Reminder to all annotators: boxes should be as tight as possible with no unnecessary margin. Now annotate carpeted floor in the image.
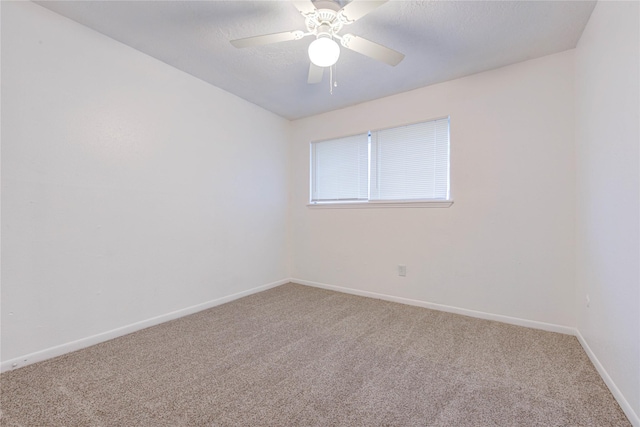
[0,283,631,426]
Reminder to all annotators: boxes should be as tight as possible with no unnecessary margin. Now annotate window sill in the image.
[307,200,454,209]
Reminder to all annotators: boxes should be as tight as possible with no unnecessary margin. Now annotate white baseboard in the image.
[291,278,575,335]
[1,278,289,373]
[575,330,640,427]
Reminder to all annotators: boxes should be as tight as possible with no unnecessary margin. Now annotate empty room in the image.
[1,0,638,425]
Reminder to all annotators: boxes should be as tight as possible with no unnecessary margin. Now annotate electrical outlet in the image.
[398,265,406,277]
[586,294,590,307]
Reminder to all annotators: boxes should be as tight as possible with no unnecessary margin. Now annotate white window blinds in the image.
[370,118,450,200]
[310,133,369,202]
[309,117,450,204]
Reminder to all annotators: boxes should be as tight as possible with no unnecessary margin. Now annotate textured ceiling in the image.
[36,0,596,120]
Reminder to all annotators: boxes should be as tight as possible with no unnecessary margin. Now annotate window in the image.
[310,117,451,207]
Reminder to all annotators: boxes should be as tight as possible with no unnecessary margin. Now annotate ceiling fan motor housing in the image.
[315,24,333,39]
[304,5,345,38]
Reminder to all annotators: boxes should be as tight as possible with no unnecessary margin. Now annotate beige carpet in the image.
[0,283,631,426]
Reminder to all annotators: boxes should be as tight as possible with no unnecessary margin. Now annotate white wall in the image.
[574,1,640,423]
[290,51,576,328]
[1,2,289,365]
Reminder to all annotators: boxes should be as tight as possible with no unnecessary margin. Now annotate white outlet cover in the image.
[398,265,407,277]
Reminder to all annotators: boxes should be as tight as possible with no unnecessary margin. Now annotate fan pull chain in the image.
[334,62,338,88]
[329,63,338,95]
[329,65,333,95]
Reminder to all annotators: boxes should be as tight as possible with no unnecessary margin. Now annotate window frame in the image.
[308,116,454,209]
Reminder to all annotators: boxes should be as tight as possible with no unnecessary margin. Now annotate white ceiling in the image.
[36,0,596,120]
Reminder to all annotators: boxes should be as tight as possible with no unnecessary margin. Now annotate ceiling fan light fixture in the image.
[308,36,340,67]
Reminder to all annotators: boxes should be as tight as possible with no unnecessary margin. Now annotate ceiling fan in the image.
[230,0,404,85]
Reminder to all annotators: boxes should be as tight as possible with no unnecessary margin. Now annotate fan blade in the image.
[292,0,317,15]
[341,34,404,66]
[230,30,304,48]
[308,63,324,84]
[339,0,388,22]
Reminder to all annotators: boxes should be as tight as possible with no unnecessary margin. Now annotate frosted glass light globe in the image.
[308,37,340,67]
